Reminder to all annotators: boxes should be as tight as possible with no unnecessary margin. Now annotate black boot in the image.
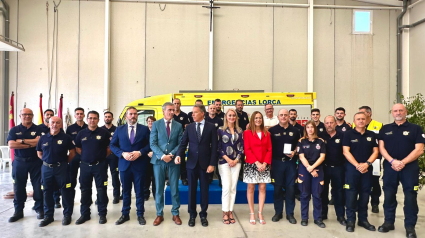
[8,212,24,223]
[378,223,395,233]
[39,216,54,227]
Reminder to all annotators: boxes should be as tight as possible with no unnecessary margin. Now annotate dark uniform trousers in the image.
[79,160,109,217]
[53,189,61,204]
[298,165,324,220]
[12,157,43,212]
[106,153,121,198]
[345,165,372,222]
[144,162,156,199]
[68,153,81,201]
[370,167,382,206]
[321,164,345,218]
[41,162,73,217]
[383,160,419,228]
[272,159,297,216]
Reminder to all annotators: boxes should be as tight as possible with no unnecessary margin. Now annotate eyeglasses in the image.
[21,114,34,117]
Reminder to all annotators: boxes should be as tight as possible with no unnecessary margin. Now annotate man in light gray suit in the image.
[150,102,184,226]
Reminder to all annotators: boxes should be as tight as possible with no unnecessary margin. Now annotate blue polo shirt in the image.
[298,138,326,165]
[378,121,425,161]
[74,127,110,163]
[7,123,41,158]
[269,124,300,160]
[205,115,223,130]
[36,131,75,163]
[174,111,189,130]
[293,122,304,137]
[66,122,88,142]
[101,125,116,139]
[317,121,326,134]
[319,131,345,166]
[38,123,50,136]
[342,129,378,164]
[336,121,352,134]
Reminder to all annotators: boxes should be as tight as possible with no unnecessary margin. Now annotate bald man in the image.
[377,104,425,238]
[7,108,44,222]
[36,117,76,226]
[269,109,300,223]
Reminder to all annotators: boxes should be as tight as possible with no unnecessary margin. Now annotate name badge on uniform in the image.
[180,117,183,120]
[82,137,87,141]
[96,135,102,140]
[289,132,293,136]
[403,131,410,136]
[367,137,372,141]
[335,139,340,143]
[72,131,77,135]
[15,132,22,135]
[351,139,358,143]
[57,140,63,145]
[385,131,393,135]
[42,142,48,147]
[31,132,36,136]
[274,133,281,137]
[316,144,321,150]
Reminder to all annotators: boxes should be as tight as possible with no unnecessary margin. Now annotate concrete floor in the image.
[1,166,424,238]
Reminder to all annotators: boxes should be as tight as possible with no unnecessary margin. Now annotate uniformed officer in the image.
[188,99,203,124]
[205,104,223,184]
[36,116,76,227]
[319,116,346,225]
[289,109,304,137]
[7,108,44,222]
[311,109,325,133]
[377,104,424,238]
[38,109,62,209]
[297,120,326,228]
[102,111,121,204]
[205,104,223,130]
[342,112,379,232]
[65,107,88,204]
[173,98,190,186]
[235,99,249,131]
[334,107,351,133]
[269,109,300,224]
[358,106,383,213]
[214,99,225,120]
[264,104,278,130]
[74,110,111,225]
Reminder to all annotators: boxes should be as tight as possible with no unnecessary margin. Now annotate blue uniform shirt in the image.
[237,111,250,131]
[101,125,116,138]
[342,129,378,164]
[378,121,425,160]
[38,123,50,136]
[269,124,300,160]
[7,123,41,158]
[74,127,110,163]
[292,122,304,137]
[66,122,88,142]
[298,138,326,165]
[173,111,189,130]
[319,131,345,166]
[317,122,326,134]
[336,121,352,134]
[205,115,223,130]
[36,131,75,163]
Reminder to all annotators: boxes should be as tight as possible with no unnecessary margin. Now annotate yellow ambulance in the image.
[117,91,316,126]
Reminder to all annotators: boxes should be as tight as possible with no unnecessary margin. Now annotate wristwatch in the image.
[366,161,372,167]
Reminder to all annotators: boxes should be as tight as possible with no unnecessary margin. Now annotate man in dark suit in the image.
[175,104,218,227]
[110,107,151,225]
[150,102,184,226]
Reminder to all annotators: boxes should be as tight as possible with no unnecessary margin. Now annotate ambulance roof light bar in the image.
[179,90,265,93]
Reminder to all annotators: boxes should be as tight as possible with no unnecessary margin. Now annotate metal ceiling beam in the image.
[353,0,403,7]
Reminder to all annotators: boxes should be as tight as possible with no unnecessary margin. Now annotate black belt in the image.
[80,160,103,166]
[273,157,291,162]
[43,161,62,168]
[14,156,38,162]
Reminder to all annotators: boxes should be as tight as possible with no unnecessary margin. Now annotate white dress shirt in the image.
[164,119,172,132]
[196,119,205,136]
[128,123,137,138]
[264,115,278,128]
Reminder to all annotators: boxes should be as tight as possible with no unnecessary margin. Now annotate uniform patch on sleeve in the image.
[414,186,419,191]
[320,181,324,185]
[297,178,303,184]
[344,184,350,189]
[66,183,71,188]
[116,168,118,171]
[104,181,108,186]
[41,185,43,190]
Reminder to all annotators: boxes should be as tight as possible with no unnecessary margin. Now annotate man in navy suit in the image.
[175,104,218,227]
[150,102,184,226]
[110,107,151,225]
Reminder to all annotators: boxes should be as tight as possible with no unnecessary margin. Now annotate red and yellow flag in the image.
[9,92,15,162]
[38,93,43,125]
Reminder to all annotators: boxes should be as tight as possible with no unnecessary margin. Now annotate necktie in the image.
[196,122,201,142]
[130,125,135,144]
[166,121,171,138]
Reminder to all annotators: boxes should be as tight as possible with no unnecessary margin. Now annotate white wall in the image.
[1,0,401,135]
[409,0,425,97]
